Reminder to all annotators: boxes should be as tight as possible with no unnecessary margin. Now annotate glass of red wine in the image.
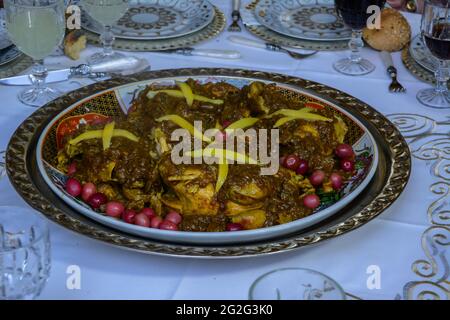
[333,0,386,76]
[417,0,450,109]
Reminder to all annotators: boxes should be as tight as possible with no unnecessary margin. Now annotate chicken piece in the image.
[122,187,152,210]
[159,157,219,216]
[224,201,263,216]
[231,210,266,230]
[228,182,269,205]
[246,82,269,115]
[334,116,348,144]
[295,124,319,139]
[98,161,116,182]
[153,127,171,155]
[97,183,119,200]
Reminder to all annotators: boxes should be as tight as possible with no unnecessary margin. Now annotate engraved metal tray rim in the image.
[6,68,411,258]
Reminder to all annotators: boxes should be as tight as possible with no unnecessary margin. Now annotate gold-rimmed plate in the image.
[6,68,411,258]
[84,6,225,52]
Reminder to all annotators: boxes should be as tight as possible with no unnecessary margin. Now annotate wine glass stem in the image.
[434,60,449,94]
[30,60,48,90]
[348,29,364,63]
[101,25,115,56]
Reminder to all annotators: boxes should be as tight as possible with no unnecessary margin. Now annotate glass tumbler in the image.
[0,206,51,300]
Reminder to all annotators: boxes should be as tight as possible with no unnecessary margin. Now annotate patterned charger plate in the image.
[0,45,22,67]
[244,0,349,51]
[254,0,351,41]
[409,34,439,73]
[6,68,411,258]
[0,51,32,79]
[84,6,225,52]
[0,9,13,50]
[82,0,215,40]
[402,44,450,88]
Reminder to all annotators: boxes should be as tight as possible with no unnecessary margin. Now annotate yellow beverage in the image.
[83,0,128,26]
[7,8,64,60]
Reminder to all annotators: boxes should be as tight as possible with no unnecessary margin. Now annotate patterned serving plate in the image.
[82,0,215,40]
[409,34,439,73]
[254,0,351,41]
[6,69,410,257]
[34,73,378,245]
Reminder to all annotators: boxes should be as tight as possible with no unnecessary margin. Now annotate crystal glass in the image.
[4,0,66,107]
[333,0,386,76]
[81,0,128,64]
[0,150,5,180]
[0,206,51,300]
[249,268,346,300]
[417,0,450,109]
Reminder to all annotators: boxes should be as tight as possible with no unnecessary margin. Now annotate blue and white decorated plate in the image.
[82,0,215,40]
[36,74,378,245]
[254,0,352,41]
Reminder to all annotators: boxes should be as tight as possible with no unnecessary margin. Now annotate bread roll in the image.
[64,30,87,60]
[363,8,411,52]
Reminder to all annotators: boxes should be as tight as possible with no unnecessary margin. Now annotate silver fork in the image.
[387,66,406,93]
[380,51,406,93]
[227,0,242,32]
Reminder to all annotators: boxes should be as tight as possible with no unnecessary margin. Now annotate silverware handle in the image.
[228,35,266,49]
[380,51,397,77]
[232,0,241,11]
[191,49,241,59]
[380,51,394,69]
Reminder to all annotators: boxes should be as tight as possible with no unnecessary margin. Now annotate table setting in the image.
[0,0,448,301]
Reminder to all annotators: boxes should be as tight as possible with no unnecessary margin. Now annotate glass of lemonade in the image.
[4,0,65,107]
[82,0,128,64]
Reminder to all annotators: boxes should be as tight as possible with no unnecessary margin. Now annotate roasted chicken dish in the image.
[58,80,359,232]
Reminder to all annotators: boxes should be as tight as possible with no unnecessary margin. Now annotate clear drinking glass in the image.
[4,0,66,107]
[81,0,128,64]
[249,268,346,300]
[333,0,386,76]
[0,206,51,300]
[0,150,5,180]
[417,0,450,109]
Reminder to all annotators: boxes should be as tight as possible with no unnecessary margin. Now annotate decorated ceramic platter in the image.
[253,0,352,41]
[82,0,215,40]
[35,73,378,245]
[409,34,439,73]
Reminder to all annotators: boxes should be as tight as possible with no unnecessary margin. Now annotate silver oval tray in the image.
[6,68,411,258]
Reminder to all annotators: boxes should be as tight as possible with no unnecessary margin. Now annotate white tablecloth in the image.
[0,1,448,300]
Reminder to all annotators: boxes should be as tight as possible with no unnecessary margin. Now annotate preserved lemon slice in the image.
[102,121,115,150]
[176,81,194,107]
[156,114,211,142]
